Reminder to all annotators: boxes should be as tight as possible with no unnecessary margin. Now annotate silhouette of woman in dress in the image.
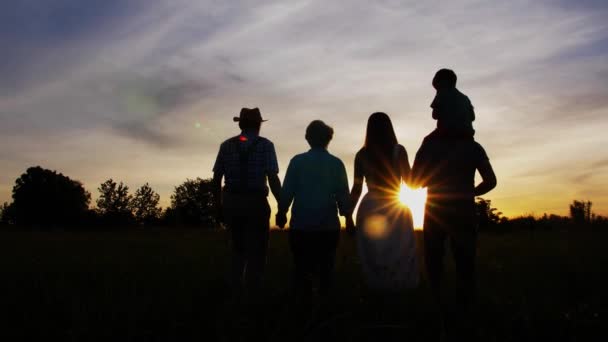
[347,112,418,291]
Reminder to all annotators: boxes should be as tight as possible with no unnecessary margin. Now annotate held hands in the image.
[345,216,356,236]
[276,212,287,229]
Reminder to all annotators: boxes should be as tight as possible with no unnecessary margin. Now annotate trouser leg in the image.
[424,224,447,298]
[244,228,269,292]
[318,231,339,296]
[450,229,478,310]
[242,199,270,293]
[449,228,478,340]
[229,221,247,291]
[289,231,313,298]
[224,194,270,295]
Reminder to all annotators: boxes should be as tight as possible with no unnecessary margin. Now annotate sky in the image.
[1,0,608,218]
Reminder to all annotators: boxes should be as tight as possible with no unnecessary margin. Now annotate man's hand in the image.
[345,216,356,236]
[276,212,287,229]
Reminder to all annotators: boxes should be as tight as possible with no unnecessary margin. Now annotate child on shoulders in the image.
[426,68,475,141]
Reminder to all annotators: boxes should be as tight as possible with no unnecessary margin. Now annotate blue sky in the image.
[1,0,608,217]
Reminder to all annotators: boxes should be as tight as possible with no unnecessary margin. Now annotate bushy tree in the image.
[131,183,162,225]
[475,197,505,229]
[0,202,16,225]
[570,200,592,224]
[168,178,217,228]
[96,179,133,225]
[11,166,91,227]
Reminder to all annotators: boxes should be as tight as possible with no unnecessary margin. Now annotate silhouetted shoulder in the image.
[355,148,367,163]
[220,136,235,147]
[289,152,309,164]
[395,144,407,156]
[256,136,273,145]
[416,138,487,164]
[327,152,345,166]
[219,135,241,149]
[472,141,489,161]
[444,139,488,164]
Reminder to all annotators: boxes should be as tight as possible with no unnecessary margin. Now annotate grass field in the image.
[0,228,606,341]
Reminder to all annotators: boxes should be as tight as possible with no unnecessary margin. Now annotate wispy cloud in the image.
[1,0,607,215]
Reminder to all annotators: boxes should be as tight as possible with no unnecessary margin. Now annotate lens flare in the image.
[362,214,389,239]
[399,185,427,230]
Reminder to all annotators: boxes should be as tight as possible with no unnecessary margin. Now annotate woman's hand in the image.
[276,212,288,229]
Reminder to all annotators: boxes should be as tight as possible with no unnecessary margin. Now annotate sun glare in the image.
[399,185,427,230]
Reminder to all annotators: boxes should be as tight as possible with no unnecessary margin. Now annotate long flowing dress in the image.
[355,144,419,291]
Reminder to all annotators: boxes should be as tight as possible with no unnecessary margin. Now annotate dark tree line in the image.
[1,166,606,231]
[569,200,593,224]
[475,197,507,229]
[475,197,608,232]
[1,167,91,228]
[0,166,219,229]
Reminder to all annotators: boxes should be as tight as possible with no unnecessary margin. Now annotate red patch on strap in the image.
[239,135,248,142]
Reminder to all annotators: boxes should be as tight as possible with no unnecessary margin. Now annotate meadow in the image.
[0,228,605,341]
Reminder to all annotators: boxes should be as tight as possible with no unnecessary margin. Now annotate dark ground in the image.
[0,228,606,341]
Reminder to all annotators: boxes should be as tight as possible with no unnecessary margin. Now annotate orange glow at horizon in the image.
[399,185,427,230]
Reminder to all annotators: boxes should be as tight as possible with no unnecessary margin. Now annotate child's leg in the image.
[439,128,475,141]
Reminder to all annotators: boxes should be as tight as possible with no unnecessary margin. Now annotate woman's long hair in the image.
[365,112,398,159]
[363,112,399,190]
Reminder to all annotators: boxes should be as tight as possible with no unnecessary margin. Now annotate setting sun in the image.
[399,185,427,230]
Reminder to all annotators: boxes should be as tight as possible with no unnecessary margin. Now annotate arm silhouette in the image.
[276,160,296,228]
[397,145,412,186]
[267,172,281,204]
[347,152,364,232]
[410,143,430,189]
[474,159,497,196]
[336,160,352,218]
[266,142,281,204]
[350,152,364,209]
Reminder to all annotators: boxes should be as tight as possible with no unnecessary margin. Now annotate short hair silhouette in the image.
[432,68,457,89]
[306,120,334,148]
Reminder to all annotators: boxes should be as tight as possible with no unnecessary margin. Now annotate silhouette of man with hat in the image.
[213,107,281,296]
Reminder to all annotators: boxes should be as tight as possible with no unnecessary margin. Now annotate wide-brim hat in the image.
[233,107,267,123]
